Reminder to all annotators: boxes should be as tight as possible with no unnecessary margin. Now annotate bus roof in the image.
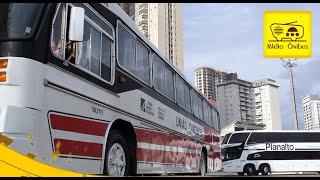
[104,3,218,110]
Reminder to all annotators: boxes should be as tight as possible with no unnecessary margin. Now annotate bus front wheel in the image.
[244,164,256,176]
[259,164,271,176]
[104,130,130,176]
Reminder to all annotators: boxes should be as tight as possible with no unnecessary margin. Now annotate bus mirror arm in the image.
[63,44,75,67]
[63,54,73,66]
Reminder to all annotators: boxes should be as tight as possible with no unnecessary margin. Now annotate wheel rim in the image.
[263,166,269,174]
[107,143,126,176]
[247,167,254,175]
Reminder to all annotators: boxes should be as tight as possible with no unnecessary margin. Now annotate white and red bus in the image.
[0,3,221,176]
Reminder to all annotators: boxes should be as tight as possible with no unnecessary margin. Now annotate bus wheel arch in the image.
[243,163,256,176]
[104,119,137,176]
[259,163,271,175]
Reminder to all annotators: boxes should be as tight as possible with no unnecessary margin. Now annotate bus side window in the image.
[76,21,91,71]
[76,20,113,81]
[51,4,64,58]
[101,35,112,81]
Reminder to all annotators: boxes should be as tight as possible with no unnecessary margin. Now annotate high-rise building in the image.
[217,73,257,130]
[253,78,282,130]
[194,67,228,100]
[134,3,184,72]
[302,95,320,130]
[117,3,135,21]
[118,3,184,72]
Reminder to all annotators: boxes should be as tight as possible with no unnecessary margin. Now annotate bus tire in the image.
[237,172,244,176]
[244,164,256,176]
[259,164,271,176]
[104,130,130,176]
[199,152,207,176]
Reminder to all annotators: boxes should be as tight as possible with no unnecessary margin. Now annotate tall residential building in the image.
[253,78,282,130]
[117,3,135,21]
[134,3,184,72]
[303,95,320,130]
[194,67,228,100]
[217,73,257,130]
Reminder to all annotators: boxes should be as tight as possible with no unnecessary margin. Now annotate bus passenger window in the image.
[153,55,165,94]
[136,40,150,84]
[77,21,91,71]
[118,24,136,75]
[165,67,174,101]
[51,4,64,57]
[101,36,112,81]
[90,28,101,75]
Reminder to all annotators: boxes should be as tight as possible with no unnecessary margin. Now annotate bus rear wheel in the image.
[259,164,271,176]
[244,164,256,176]
[199,152,207,176]
[104,130,130,176]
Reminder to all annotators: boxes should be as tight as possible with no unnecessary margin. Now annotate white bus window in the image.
[90,28,101,75]
[51,4,64,57]
[118,24,136,75]
[164,67,174,101]
[136,40,150,84]
[77,21,91,71]
[247,132,267,144]
[222,133,231,144]
[228,133,250,144]
[153,54,165,94]
[101,35,112,81]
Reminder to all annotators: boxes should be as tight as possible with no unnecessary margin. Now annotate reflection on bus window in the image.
[176,75,191,112]
[51,4,63,57]
[136,40,150,84]
[153,54,166,94]
[228,133,250,144]
[221,144,243,162]
[101,36,111,81]
[90,27,101,75]
[77,21,91,71]
[164,67,174,101]
[118,24,136,75]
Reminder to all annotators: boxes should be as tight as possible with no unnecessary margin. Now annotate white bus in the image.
[221,130,320,176]
[0,3,221,176]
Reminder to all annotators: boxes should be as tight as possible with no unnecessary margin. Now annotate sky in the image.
[183,3,320,130]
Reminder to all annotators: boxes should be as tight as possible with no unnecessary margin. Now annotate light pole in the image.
[281,58,299,130]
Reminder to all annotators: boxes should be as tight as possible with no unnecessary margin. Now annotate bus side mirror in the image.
[68,7,84,42]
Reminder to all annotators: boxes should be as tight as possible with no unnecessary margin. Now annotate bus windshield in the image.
[0,3,44,40]
[222,133,231,144]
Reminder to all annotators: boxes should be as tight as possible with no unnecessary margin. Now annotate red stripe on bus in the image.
[50,113,108,136]
[136,148,198,165]
[135,128,201,150]
[54,138,103,158]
